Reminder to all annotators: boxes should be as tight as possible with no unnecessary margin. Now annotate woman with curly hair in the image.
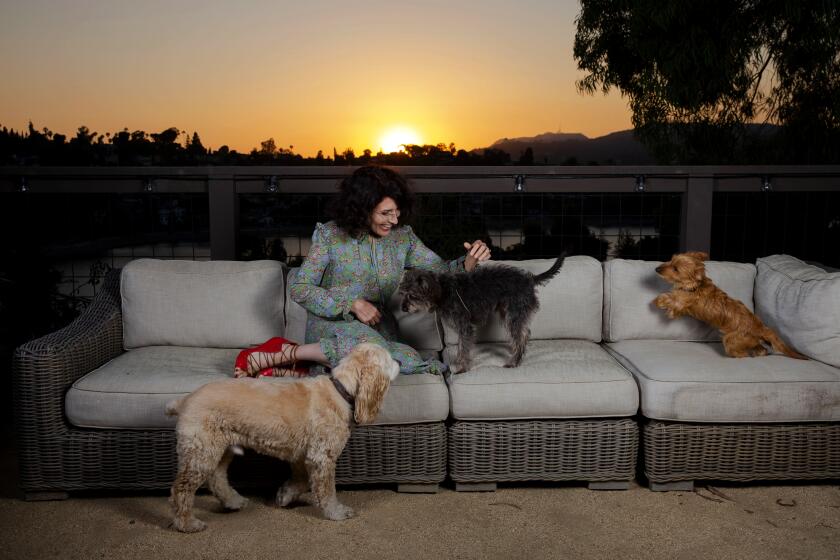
[234,165,491,377]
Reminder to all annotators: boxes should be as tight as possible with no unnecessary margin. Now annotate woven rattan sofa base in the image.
[643,420,840,487]
[17,422,446,498]
[448,419,639,489]
[13,270,446,498]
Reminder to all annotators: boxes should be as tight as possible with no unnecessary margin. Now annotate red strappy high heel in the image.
[233,337,310,378]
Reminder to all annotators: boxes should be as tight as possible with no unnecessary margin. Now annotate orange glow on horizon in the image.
[377,126,423,153]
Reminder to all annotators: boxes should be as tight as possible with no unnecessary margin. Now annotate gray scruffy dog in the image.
[399,255,565,373]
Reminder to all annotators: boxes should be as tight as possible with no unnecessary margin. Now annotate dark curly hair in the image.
[330,165,415,238]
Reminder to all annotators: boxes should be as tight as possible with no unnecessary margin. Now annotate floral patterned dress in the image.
[289,221,464,374]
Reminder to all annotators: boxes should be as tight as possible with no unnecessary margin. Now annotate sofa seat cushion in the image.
[444,340,639,420]
[603,259,756,342]
[66,346,235,429]
[65,346,448,429]
[755,255,840,368]
[370,370,450,425]
[606,340,840,423]
[121,259,286,349]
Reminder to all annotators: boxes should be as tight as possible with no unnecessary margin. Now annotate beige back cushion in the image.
[122,259,285,349]
[603,258,756,342]
[442,256,603,344]
[755,255,840,367]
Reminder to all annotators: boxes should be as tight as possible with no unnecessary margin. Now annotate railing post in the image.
[208,177,238,260]
[680,174,713,254]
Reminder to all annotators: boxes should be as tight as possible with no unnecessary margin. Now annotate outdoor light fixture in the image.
[635,175,646,192]
[143,178,155,192]
[514,174,525,193]
[266,175,279,193]
[19,177,28,192]
[761,176,772,192]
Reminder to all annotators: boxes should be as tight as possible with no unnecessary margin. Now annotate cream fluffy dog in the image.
[166,343,400,532]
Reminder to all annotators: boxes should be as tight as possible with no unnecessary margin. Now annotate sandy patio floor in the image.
[2,477,839,560]
[1,420,839,560]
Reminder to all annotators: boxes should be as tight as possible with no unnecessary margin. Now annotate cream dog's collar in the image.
[330,377,355,410]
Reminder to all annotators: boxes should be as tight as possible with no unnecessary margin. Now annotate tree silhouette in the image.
[259,138,277,155]
[0,122,515,167]
[149,127,181,163]
[186,132,206,157]
[151,127,179,146]
[574,0,840,164]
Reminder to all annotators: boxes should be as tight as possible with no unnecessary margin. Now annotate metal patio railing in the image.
[2,165,839,302]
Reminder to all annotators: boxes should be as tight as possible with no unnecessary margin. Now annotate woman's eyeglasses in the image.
[377,209,401,219]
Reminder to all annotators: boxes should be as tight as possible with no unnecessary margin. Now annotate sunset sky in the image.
[0,0,632,156]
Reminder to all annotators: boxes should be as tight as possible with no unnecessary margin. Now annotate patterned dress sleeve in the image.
[289,223,356,320]
[404,226,466,273]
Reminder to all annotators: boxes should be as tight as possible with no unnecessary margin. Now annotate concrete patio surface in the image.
[1,425,839,560]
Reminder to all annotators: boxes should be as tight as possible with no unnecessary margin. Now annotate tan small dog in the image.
[166,343,400,532]
[654,252,806,359]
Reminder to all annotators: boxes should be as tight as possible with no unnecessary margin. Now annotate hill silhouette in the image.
[482,124,784,165]
[484,130,654,165]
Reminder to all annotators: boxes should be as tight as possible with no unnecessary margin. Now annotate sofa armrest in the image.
[12,269,124,467]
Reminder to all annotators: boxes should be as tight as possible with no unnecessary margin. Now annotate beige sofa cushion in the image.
[444,340,638,420]
[755,255,840,368]
[607,340,840,422]
[286,268,444,352]
[371,367,450,425]
[65,346,446,429]
[442,256,603,345]
[122,259,285,349]
[66,346,234,429]
[603,259,756,342]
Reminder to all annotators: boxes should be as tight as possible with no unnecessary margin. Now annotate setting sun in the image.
[378,126,423,153]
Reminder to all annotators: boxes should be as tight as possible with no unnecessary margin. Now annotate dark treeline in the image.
[0,122,516,166]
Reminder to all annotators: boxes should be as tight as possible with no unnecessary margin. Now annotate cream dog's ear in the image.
[354,364,389,425]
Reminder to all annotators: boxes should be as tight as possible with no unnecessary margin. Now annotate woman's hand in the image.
[350,299,382,326]
[464,240,491,272]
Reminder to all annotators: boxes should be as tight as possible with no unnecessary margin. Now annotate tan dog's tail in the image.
[165,397,185,417]
[761,327,807,360]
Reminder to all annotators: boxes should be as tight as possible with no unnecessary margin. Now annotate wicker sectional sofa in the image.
[12,255,840,500]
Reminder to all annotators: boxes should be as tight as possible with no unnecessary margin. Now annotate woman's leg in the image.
[313,320,446,375]
[291,343,330,365]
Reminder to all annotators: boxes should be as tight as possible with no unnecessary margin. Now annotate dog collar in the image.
[330,377,355,410]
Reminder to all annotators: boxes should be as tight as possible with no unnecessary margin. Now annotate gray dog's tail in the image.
[533,254,566,285]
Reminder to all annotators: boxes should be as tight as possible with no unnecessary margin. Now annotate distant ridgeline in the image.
[1,121,799,166]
